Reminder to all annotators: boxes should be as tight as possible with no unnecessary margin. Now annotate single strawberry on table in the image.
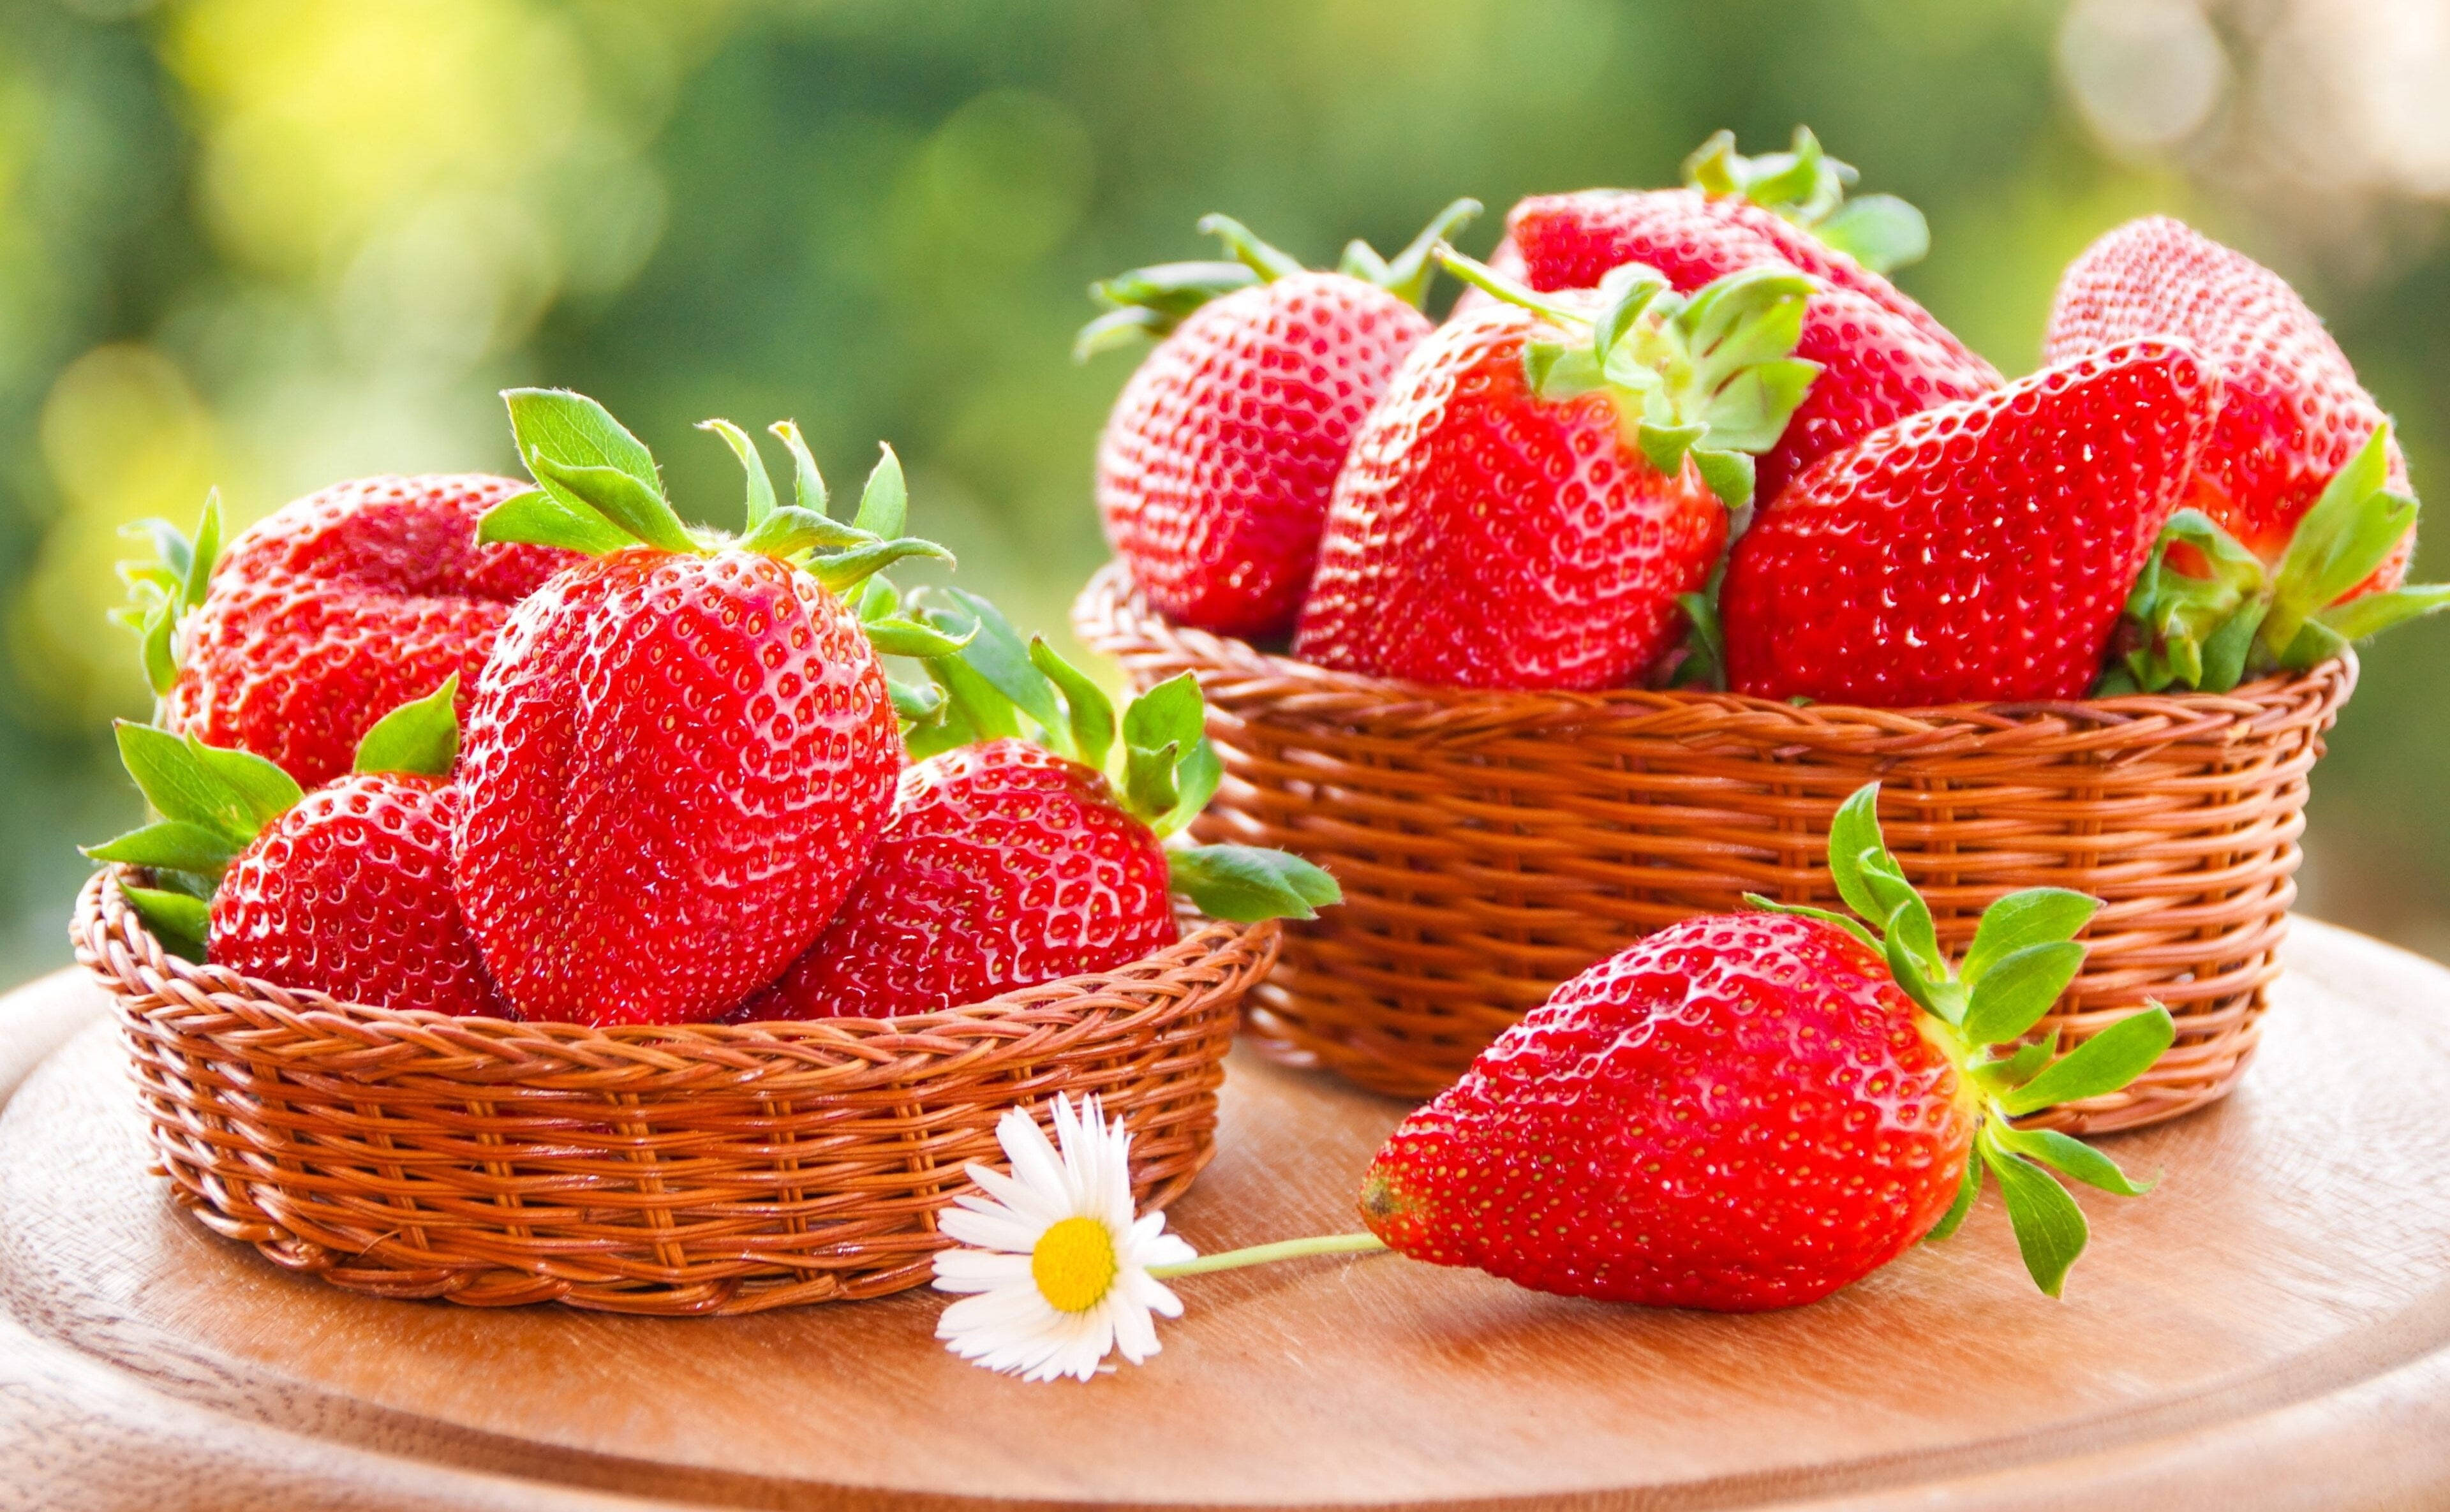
[742,589,1339,1019]
[449,391,957,1026]
[1719,337,2224,706]
[118,473,579,789]
[1294,249,1818,690]
[1085,200,1479,640]
[1361,782,2173,1310]
[87,677,509,1018]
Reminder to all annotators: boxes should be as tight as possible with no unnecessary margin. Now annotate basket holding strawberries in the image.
[92,389,1336,1028]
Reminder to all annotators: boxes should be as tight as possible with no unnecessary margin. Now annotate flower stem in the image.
[1147,1231,1388,1279]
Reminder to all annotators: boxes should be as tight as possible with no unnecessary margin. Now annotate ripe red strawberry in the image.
[746,740,1175,1019]
[1720,339,2223,706]
[1295,255,1818,689]
[139,475,577,789]
[741,593,1339,1020]
[1506,129,1986,376]
[1362,783,2171,1310]
[89,679,507,1018]
[2045,216,2412,585]
[449,391,945,1026]
[1088,202,1477,639]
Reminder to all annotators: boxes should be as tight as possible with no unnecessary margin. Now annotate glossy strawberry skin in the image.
[2045,216,2412,588]
[1363,912,1975,1311]
[1508,188,1987,370]
[450,548,900,1027]
[1100,272,1432,639]
[211,773,509,1018]
[1294,305,1725,690]
[1721,339,2223,707]
[165,475,577,788]
[741,739,1177,1021]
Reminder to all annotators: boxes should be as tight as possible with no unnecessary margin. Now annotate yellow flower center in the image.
[1031,1216,1119,1313]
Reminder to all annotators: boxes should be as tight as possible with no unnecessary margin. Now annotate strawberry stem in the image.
[1145,1232,1388,1279]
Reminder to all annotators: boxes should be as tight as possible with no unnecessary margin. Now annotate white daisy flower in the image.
[932,1093,1198,1383]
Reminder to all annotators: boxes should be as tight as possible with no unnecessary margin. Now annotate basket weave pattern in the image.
[75,866,1273,1315]
[1076,562,2353,1130]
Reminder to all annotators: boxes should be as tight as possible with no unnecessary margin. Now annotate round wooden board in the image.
[5,919,2450,1512]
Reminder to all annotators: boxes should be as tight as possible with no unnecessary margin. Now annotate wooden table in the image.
[4,918,2450,1511]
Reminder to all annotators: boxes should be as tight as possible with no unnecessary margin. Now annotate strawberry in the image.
[1294,252,1818,690]
[1505,128,1986,375]
[1362,782,2173,1310]
[743,592,1339,1020]
[119,475,577,789]
[1719,339,2224,706]
[449,391,954,1027]
[1086,202,1478,639]
[88,679,508,1018]
[2045,216,2412,579]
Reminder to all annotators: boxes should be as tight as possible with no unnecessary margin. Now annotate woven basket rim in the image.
[1075,559,2357,748]
[78,864,1273,1073]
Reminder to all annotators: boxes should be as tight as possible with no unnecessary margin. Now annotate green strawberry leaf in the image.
[528,456,698,556]
[1196,212,1306,283]
[1028,637,1117,773]
[1825,783,1888,926]
[114,722,300,844]
[1526,341,1605,401]
[925,649,1023,743]
[1123,739,1180,819]
[1690,449,1756,511]
[1120,672,1206,766]
[863,614,975,660]
[1968,1029,2058,1093]
[84,820,241,876]
[1672,586,1727,691]
[1991,1125,2155,1197]
[1636,421,1705,478]
[1076,260,1259,359]
[1813,194,1929,274]
[352,675,461,778]
[1372,197,1483,309]
[475,487,634,557]
[808,537,954,594]
[137,599,178,697]
[2000,1005,2178,1115]
[181,489,222,612]
[766,419,831,517]
[739,504,872,558]
[1741,893,1878,950]
[1984,1138,2090,1297]
[122,884,210,963]
[1591,263,1674,360]
[928,588,1067,741]
[1924,1142,1984,1244]
[903,695,983,760]
[698,418,778,531]
[886,676,945,723]
[1168,844,1341,923]
[2317,582,2450,642]
[855,444,909,540]
[1963,888,2098,984]
[1960,939,2086,1048]
[1159,736,1224,838]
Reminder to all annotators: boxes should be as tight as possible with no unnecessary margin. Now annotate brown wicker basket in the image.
[73,865,1273,1316]
[1075,561,2354,1132]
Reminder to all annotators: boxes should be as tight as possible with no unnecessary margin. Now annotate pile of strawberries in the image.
[93,391,1335,1028]
[1090,129,2447,705]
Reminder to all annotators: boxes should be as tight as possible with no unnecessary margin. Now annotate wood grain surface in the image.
[4,920,2450,1511]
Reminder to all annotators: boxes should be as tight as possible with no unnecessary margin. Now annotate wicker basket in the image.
[73,866,1273,1316]
[1075,561,2354,1132]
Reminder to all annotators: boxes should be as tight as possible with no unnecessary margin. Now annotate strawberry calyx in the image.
[1435,246,1820,511]
[83,678,462,962]
[890,586,1340,925]
[111,489,224,702]
[1748,782,2174,1296]
[1683,126,1931,274]
[1074,198,1482,360]
[2105,424,2450,693]
[480,388,951,601]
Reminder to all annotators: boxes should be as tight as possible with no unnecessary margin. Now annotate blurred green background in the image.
[1,0,2444,989]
